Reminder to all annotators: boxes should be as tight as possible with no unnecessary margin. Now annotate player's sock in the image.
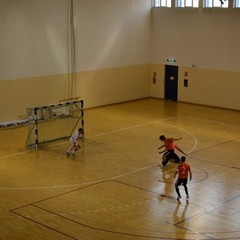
[66,151,71,156]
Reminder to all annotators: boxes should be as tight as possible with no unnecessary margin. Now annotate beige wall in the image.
[178,67,240,110]
[151,7,240,111]
[77,64,151,108]
[0,64,151,122]
[151,8,240,72]
[150,64,240,110]
[0,74,72,122]
[0,0,152,123]
[1,0,240,124]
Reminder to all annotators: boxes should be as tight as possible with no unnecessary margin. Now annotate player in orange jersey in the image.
[174,156,192,200]
[158,135,187,167]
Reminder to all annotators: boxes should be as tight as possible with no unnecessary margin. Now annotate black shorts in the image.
[162,150,180,166]
[175,178,188,186]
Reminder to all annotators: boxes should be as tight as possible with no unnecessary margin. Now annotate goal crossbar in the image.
[26,100,84,149]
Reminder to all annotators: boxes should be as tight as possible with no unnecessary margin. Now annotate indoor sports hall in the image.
[0,1,239,240]
[0,98,240,239]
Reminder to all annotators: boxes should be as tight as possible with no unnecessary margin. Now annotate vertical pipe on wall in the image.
[69,0,77,99]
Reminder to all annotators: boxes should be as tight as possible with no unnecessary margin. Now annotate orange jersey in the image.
[164,138,175,150]
[177,163,191,179]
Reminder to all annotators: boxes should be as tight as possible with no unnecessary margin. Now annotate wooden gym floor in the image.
[0,98,239,240]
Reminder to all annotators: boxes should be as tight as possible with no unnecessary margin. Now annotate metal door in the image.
[164,65,178,101]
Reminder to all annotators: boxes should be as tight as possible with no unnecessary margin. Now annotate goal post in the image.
[26,100,84,149]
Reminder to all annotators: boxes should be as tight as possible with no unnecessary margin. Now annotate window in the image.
[233,0,240,8]
[176,0,199,8]
[154,0,236,8]
[154,0,172,7]
[204,0,229,8]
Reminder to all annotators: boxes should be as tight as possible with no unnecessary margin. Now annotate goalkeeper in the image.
[67,128,84,156]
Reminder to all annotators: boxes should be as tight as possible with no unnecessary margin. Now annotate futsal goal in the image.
[26,100,84,149]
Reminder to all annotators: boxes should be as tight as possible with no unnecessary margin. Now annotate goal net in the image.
[26,100,84,149]
[0,0,77,125]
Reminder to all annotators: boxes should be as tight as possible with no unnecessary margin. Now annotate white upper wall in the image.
[74,0,152,71]
[0,0,71,81]
[152,7,240,72]
[0,0,152,81]
[1,1,240,79]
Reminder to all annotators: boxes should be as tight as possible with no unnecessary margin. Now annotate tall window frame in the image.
[204,0,229,8]
[153,0,237,8]
[153,0,172,8]
[176,0,199,8]
[233,0,240,8]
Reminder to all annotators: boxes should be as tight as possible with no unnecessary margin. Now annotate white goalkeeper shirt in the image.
[70,130,82,142]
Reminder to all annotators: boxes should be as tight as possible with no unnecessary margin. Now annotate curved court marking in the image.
[1,111,239,238]
[1,115,238,190]
[179,116,240,130]
[0,117,198,190]
[1,200,152,219]
[0,118,173,161]
[155,121,198,154]
[0,163,165,190]
[9,197,240,240]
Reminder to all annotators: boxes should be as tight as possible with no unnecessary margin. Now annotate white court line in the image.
[0,116,198,190]
[179,116,240,129]
[154,121,198,154]
[0,117,179,160]
[0,150,31,160]
[2,123,239,237]
[0,163,160,190]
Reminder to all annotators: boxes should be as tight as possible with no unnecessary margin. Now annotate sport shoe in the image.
[66,151,71,156]
[177,195,182,201]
